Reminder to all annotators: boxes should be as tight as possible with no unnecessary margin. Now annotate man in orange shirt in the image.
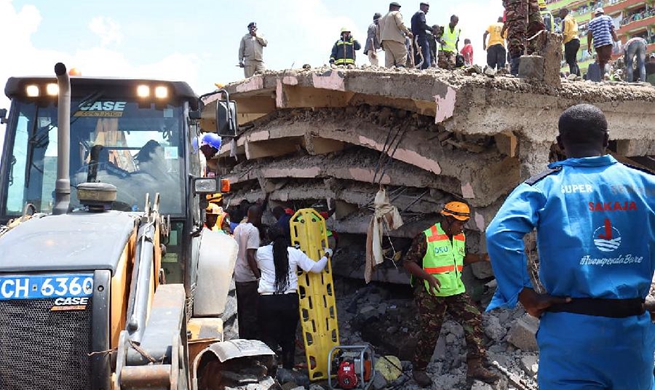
[483,17,507,70]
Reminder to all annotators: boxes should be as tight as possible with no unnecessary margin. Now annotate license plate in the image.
[0,274,94,300]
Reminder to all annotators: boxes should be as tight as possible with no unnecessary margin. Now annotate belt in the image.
[547,297,645,318]
[260,291,297,296]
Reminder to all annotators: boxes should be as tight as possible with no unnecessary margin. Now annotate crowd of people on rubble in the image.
[236,1,655,86]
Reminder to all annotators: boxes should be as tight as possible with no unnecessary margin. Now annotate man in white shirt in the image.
[232,205,263,340]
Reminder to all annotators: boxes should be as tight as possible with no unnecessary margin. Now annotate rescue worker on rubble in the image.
[364,13,382,66]
[199,132,221,177]
[501,0,545,75]
[204,203,222,232]
[378,2,414,68]
[486,104,655,390]
[238,22,268,78]
[411,2,433,69]
[206,193,232,234]
[403,201,499,388]
[330,28,361,66]
[438,15,461,70]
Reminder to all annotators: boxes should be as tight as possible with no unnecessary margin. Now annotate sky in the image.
[0,0,503,140]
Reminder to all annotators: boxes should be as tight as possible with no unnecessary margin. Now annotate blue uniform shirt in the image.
[486,155,655,311]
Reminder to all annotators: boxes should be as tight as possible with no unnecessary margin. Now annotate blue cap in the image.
[200,133,222,150]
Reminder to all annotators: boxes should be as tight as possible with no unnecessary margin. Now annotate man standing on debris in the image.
[587,8,618,79]
[378,2,414,68]
[502,0,545,75]
[483,17,507,70]
[233,205,264,340]
[560,8,580,77]
[403,201,499,388]
[364,13,382,66]
[411,2,433,69]
[624,36,648,82]
[438,15,461,70]
[238,22,268,78]
[330,28,361,66]
[486,104,655,390]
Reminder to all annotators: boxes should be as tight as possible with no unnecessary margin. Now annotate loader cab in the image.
[1,77,203,283]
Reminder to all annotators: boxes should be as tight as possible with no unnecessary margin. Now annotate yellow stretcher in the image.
[290,209,340,381]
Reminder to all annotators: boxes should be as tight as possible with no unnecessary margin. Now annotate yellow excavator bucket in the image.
[290,209,339,381]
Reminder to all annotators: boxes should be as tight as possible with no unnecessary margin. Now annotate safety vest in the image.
[441,26,460,53]
[422,223,466,297]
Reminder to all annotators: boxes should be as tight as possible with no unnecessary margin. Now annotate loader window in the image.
[3,99,188,216]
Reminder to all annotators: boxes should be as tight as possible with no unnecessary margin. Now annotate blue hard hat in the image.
[200,133,222,150]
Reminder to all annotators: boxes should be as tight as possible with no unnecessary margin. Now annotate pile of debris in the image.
[207,57,655,389]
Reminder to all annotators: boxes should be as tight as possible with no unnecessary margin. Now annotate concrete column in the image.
[518,139,552,181]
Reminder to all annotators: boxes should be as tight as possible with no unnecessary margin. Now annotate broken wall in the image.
[208,67,655,284]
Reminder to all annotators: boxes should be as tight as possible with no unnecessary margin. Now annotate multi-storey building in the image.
[546,0,655,73]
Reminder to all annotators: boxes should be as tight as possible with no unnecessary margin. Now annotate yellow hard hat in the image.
[441,201,471,221]
[206,203,221,214]
[206,193,223,204]
[341,27,351,33]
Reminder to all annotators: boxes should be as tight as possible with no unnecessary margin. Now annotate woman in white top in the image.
[256,225,332,369]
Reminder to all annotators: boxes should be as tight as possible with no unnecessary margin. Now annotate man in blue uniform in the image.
[486,104,655,390]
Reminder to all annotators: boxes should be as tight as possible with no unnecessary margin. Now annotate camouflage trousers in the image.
[438,50,456,70]
[504,0,545,58]
[413,287,487,371]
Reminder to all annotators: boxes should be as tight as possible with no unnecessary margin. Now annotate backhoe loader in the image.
[0,63,273,390]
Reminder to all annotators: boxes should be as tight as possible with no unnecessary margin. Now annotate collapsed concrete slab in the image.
[205,67,655,282]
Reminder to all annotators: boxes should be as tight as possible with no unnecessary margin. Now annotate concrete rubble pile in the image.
[209,62,655,283]
[207,55,655,389]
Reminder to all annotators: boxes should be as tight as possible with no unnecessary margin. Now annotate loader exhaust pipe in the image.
[53,62,71,215]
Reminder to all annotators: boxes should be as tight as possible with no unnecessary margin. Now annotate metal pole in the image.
[53,63,71,215]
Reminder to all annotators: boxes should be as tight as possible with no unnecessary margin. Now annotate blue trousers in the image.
[416,35,431,69]
[626,39,647,82]
[537,311,655,390]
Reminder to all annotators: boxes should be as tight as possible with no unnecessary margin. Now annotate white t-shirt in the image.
[256,246,328,294]
[233,222,260,282]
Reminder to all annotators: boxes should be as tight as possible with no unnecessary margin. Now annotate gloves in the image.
[329,59,335,64]
[239,61,245,68]
[324,248,334,258]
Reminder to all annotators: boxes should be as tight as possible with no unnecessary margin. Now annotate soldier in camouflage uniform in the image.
[502,0,545,75]
[403,201,499,388]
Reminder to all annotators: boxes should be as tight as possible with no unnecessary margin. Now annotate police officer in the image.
[403,201,499,388]
[486,104,655,390]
